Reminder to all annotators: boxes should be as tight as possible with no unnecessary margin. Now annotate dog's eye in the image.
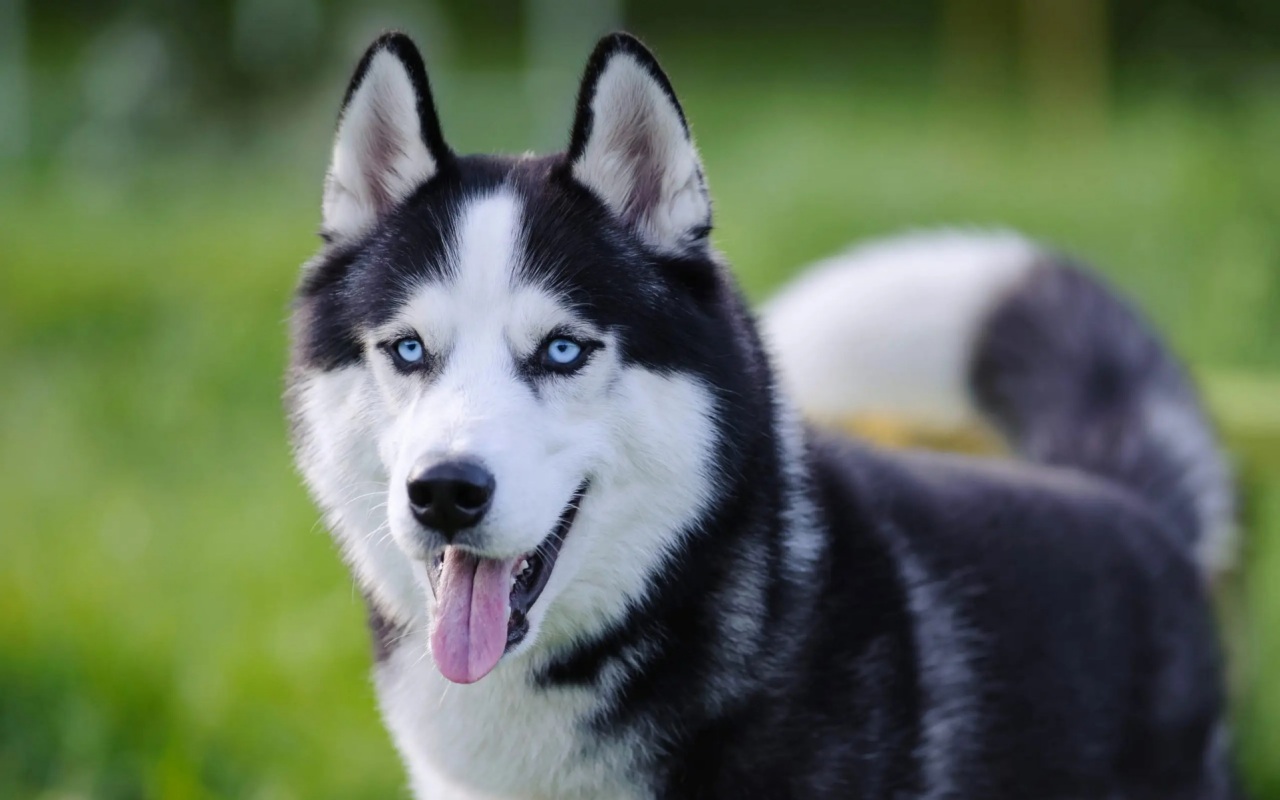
[392,336,426,366]
[546,338,581,364]
[541,337,588,372]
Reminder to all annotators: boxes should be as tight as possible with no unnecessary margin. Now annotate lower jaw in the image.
[506,608,531,651]
[502,488,587,648]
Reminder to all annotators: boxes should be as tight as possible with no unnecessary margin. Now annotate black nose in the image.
[407,459,495,538]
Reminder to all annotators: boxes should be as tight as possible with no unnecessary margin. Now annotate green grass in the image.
[2,63,1279,797]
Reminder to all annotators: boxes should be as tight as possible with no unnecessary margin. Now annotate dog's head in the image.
[289,33,766,684]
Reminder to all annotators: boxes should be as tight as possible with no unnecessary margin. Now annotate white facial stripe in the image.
[377,191,523,345]
[451,190,522,310]
[377,190,596,356]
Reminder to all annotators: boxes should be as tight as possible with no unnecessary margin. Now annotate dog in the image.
[286,31,1242,799]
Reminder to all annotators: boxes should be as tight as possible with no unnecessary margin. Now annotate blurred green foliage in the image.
[2,8,1279,800]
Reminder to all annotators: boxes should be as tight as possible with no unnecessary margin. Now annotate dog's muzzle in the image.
[423,480,588,685]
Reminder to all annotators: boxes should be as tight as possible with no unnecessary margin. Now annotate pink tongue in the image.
[430,547,519,684]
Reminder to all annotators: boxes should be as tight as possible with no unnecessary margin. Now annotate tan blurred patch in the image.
[818,413,1007,456]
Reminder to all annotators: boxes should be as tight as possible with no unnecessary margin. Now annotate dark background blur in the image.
[2,1,1278,797]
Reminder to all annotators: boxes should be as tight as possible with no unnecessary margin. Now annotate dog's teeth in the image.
[517,558,530,576]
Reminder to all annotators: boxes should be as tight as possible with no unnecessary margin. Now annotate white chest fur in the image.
[375,629,647,800]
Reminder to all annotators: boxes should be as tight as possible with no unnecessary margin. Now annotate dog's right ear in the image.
[321,33,451,243]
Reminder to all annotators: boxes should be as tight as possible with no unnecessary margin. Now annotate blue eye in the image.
[542,337,587,371]
[546,338,581,364]
[394,337,424,364]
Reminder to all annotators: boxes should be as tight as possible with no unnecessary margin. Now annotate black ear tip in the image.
[594,31,647,53]
[337,29,450,158]
[568,31,687,160]
[348,31,427,89]
[363,31,424,68]
[342,32,420,110]
[587,32,660,71]
[579,31,676,103]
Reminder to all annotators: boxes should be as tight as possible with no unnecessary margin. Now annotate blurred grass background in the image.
[1,0,1278,797]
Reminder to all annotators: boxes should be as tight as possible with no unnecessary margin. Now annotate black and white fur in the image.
[288,31,1241,799]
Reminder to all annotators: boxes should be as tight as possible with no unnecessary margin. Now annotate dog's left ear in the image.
[322,32,451,243]
[566,34,712,255]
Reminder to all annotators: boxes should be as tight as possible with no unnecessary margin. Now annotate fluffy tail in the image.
[762,231,1235,579]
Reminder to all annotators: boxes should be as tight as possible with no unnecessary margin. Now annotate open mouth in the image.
[426,481,588,684]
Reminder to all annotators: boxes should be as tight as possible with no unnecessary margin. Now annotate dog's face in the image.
[289,33,753,684]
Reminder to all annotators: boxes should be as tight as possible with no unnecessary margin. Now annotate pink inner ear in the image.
[615,117,666,228]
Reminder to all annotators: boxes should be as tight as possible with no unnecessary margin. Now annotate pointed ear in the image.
[566,34,712,255]
[322,32,451,243]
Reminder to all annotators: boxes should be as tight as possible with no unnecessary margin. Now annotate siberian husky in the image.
[287,31,1242,799]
